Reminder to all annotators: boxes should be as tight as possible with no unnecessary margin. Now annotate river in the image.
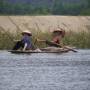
[0,50,90,90]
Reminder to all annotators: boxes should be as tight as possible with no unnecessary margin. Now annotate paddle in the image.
[37,39,77,52]
[63,46,77,52]
[48,42,77,52]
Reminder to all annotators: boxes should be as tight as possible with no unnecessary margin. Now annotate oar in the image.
[50,42,78,52]
[51,43,77,52]
[63,46,77,52]
[37,39,78,52]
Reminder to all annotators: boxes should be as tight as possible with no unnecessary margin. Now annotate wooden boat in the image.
[8,47,70,54]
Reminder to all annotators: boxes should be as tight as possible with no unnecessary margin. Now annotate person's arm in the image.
[23,43,27,51]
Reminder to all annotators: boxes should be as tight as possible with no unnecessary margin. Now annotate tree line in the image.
[0,0,90,15]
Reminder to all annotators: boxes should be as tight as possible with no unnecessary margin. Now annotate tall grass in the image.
[0,29,90,50]
[63,31,90,49]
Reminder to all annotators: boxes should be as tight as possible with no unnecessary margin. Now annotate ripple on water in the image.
[0,50,90,90]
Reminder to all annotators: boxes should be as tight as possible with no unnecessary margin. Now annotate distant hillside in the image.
[0,0,90,15]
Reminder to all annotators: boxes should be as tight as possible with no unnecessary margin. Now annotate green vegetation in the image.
[0,28,90,50]
[63,31,90,48]
[0,0,90,15]
[0,1,50,15]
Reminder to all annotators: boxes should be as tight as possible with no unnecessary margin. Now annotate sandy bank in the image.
[0,16,90,33]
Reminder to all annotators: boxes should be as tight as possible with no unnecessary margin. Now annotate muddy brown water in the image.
[0,50,90,90]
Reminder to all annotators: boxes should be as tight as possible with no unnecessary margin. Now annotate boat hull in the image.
[8,49,69,54]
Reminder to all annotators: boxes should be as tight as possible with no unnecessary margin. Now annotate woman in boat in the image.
[37,28,65,48]
[47,28,65,47]
[12,30,35,51]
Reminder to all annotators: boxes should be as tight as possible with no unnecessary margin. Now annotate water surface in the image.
[0,50,90,90]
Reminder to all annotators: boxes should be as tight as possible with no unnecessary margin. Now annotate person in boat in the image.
[12,30,35,51]
[37,28,65,48]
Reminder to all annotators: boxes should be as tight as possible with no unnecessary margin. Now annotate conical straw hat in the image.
[22,30,32,36]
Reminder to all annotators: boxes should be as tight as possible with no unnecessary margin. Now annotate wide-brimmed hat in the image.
[53,28,65,37]
[53,28,63,32]
[22,30,32,36]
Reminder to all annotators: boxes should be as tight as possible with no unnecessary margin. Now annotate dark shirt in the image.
[21,35,33,49]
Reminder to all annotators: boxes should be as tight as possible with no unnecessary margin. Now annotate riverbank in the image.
[0,30,90,50]
[0,16,90,33]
